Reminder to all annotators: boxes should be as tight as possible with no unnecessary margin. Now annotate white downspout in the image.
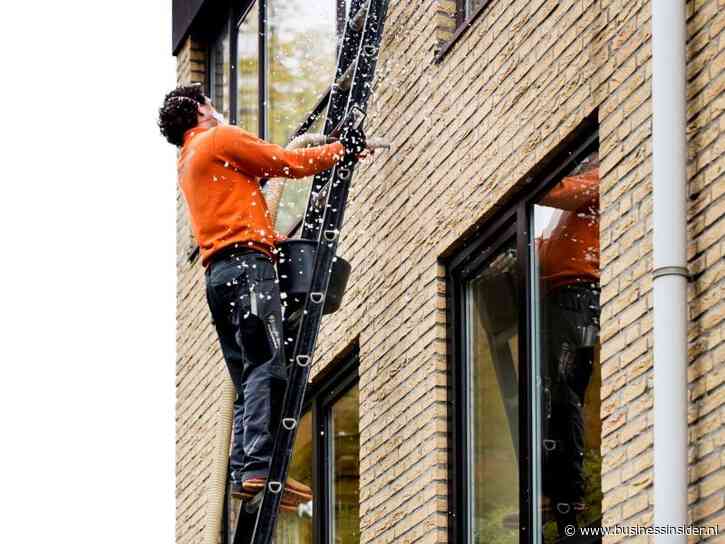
[652,1,689,541]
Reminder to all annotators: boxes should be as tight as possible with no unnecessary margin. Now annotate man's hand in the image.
[357,146,375,160]
[340,125,367,156]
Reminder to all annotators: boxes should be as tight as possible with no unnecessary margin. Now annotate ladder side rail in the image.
[325,0,368,136]
[318,0,389,241]
[340,0,388,122]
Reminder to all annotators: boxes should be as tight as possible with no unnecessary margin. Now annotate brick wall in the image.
[175,35,225,544]
[174,0,724,542]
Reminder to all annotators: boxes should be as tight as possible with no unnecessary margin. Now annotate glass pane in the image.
[467,243,520,543]
[532,151,601,542]
[210,28,230,121]
[237,4,259,133]
[465,0,487,18]
[331,384,360,543]
[274,113,328,235]
[275,410,314,542]
[267,0,337,144]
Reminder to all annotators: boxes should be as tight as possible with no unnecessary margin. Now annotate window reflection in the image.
[533,152,601,542]
[210,29,230,121]
[267,0,337,145]
[237,4,259,134]
[275,410,314,542]
[331,384,360,543]
[467,243,520,543]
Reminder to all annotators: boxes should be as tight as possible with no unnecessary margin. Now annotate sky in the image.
[0,2,177,541]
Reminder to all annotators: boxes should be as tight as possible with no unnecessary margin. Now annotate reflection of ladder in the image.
[232,1,390,542]
[475,263,520,458]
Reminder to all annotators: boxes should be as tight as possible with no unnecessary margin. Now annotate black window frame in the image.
[434,0,494,64]
[207,10,234,122]
[444,115,599,543]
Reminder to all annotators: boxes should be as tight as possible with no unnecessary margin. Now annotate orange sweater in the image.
[178,125,344,266]
[537,167,600,292]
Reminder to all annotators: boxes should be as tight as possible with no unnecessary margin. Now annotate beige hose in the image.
[203,376,236,544]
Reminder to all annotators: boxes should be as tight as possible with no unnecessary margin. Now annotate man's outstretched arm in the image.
[212,125,345,179]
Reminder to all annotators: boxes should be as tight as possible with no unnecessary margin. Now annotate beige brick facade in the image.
[174,1,724,542]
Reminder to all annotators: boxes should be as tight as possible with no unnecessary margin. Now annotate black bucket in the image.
[276,239,351,315]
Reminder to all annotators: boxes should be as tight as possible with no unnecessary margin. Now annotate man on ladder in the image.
[157,84,367,511]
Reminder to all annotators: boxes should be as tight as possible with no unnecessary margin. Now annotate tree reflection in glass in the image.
[267,0,337,145]
[467,243,520,543]
[237,4,259,134]
[274,410,314,543]
[331,385,360,543]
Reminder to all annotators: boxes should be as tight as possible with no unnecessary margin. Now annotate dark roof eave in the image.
[172,0,208,55]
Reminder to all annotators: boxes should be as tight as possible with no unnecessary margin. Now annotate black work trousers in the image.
[205,248,288,485]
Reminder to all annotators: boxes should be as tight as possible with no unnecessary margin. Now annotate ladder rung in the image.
[334,61,355,91]
[313,189,327,209]
[282,418,297,430]
[309,292,325,304]
[349,0,371,32]
[338,167,351,180]
[296,355,311,367]
[244,491,263,513]
[268,481,282,494]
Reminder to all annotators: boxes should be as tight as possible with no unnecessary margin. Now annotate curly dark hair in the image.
[158,85,206,147]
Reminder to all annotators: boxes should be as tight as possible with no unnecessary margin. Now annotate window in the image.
[532,151,601,543]
[462,0,488,21]
[236,2,259,133]
[267,0,337,145]
[210,25,231,122]
[329,383,360,542]
[435,0,494,62]
[466,241,521,541]
[447,121,599,543]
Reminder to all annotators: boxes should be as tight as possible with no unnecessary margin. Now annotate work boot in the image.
[235,476,313,506]
[230,481,304,513]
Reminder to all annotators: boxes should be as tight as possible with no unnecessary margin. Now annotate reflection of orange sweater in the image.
[538,167,600,292]
[178,125,344,266]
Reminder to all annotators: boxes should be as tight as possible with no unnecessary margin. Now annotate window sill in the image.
[434,0,493,64]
